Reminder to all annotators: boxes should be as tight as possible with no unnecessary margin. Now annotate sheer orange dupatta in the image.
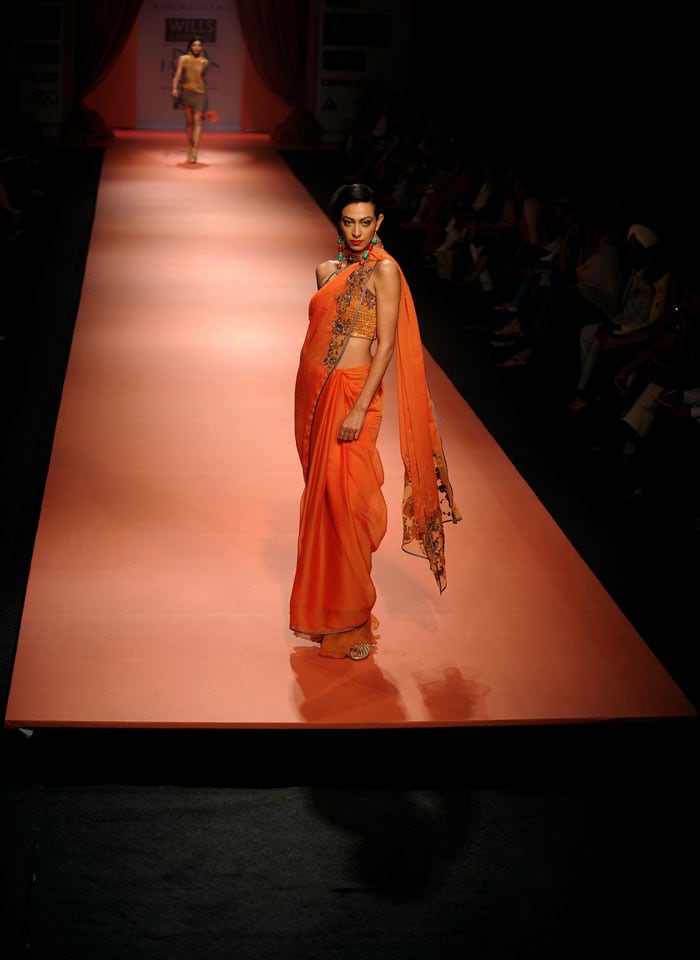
[383,248,461,591]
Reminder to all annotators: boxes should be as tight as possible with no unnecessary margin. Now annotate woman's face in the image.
[338,202,383,254]
[190,40,203,56]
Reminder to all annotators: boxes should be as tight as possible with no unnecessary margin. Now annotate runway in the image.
[4,131,696,729]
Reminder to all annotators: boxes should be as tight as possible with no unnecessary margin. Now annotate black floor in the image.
[0,142,697,960]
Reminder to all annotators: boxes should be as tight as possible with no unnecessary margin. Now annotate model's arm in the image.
[172,56,184,95]
[340,259,400,439]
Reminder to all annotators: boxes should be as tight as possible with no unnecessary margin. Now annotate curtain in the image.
[64,0,144,139]
[235,0,321,145]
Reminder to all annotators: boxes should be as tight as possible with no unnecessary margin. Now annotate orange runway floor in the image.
[4,131,696,729]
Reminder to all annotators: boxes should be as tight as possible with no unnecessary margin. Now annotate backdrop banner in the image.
[136,1,242,131]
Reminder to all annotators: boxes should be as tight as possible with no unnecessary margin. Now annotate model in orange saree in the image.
[290,235,460,660]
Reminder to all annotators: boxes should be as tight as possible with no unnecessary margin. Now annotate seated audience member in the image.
[598,275,700,453]
[568,223,670,410]
[494,207,623,378]
[448,207,506,299]
[623,380,700,532]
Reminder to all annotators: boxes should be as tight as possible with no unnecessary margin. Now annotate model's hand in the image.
[338,409,366,442]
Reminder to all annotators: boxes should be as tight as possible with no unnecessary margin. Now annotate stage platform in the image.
[4,132,696,730]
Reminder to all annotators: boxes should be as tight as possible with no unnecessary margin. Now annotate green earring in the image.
[357,235,378,260]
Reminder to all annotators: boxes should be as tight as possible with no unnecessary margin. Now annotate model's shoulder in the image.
[316,257,337,274]
[316,259,338,287]
[375,256,398,273]
[374,256,400,282]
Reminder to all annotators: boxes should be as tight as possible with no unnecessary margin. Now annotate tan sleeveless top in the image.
[181,55,207,95]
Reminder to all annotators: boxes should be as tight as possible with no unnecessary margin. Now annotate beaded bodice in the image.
[338,261,377,341]
[323,260,378,369]
[349,286,377,339]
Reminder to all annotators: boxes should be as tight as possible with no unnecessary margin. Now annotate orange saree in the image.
[290,246,460,657]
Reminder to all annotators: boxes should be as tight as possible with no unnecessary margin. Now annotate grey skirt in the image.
[181,89,208,115]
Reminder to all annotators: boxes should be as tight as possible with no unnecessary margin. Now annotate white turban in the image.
[627,224,659,248]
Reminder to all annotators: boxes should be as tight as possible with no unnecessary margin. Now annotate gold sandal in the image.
[347,642,372,661]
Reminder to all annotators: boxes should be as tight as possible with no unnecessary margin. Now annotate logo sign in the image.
[165,18,217,44]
